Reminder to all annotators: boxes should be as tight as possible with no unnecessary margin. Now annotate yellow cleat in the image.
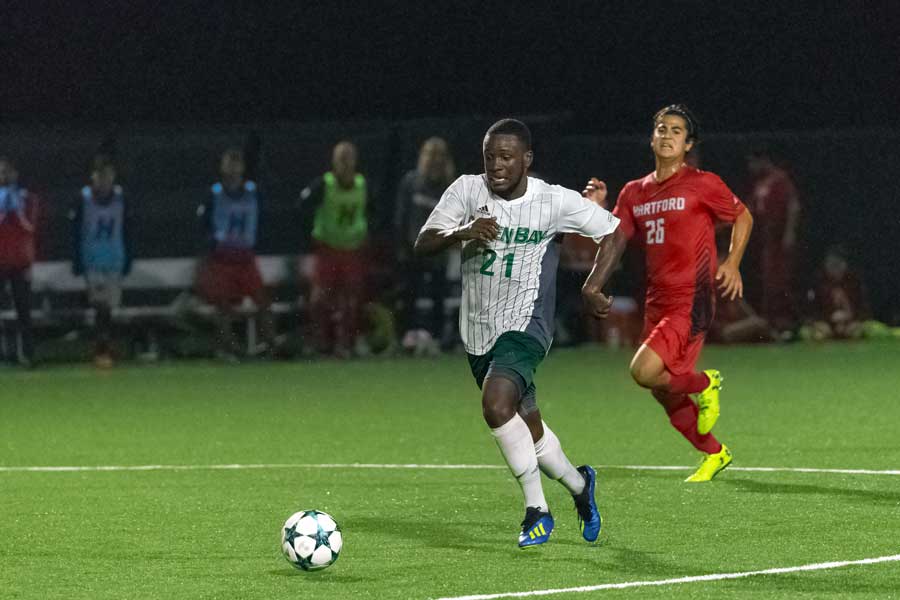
[685,444,732,482]
[696,369,722,435]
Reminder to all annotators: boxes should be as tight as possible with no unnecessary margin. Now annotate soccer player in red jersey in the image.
[582,104,754,482]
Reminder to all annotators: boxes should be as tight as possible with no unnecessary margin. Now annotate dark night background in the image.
[2,2,900,320]
[5,2,899,129]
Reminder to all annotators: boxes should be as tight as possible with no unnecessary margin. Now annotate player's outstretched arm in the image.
[716,208,754,300]
[414,217,499,257]
[581,227,628,318]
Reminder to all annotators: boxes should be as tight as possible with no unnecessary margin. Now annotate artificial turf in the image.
[2,341,899,599]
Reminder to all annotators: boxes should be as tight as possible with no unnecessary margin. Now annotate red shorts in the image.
[641,298,712,376]
[313,245,365,294]
[196,255,266,307]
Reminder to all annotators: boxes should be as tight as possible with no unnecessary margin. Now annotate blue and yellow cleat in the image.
[518,507,554,548]
[573,465,602,542]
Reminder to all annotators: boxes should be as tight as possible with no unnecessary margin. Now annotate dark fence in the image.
[3,117,898,322]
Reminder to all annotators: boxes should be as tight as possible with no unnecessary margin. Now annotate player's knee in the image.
[482,397,516,428]
[481,380,518,428]
[629,361,657,388]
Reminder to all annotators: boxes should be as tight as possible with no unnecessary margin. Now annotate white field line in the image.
[0,463,507,473]
[0,463,899,475]
[433,553,900,600]
[1,462,899,475]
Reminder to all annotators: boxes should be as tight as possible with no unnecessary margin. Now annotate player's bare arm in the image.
[413,216,499,257]
[717,208,754,300]
[581,227,628,319]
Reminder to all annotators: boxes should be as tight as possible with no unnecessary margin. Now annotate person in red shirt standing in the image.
[746,150,800,335]
[582,104,754,482]
[0,157,39,367]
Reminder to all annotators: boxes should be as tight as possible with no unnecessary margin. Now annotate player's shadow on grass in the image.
[351,515,514,554]
[554,545,689,578]
[722,477,900,505]
[267,569,368,583]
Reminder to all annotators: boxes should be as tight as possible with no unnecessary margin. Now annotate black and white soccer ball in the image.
[281,510,343,571]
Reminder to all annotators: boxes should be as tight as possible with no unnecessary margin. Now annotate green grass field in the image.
[3,342,900,599]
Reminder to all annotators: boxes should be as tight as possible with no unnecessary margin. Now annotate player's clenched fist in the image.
[582,177,608,208]
[582,283,613,319]
[457,216,500,243]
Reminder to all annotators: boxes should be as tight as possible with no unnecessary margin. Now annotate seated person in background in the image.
[803,246,868,341]
[708,252,771,344]
[298,141,370,357]
[0,157,39,367]
[709,294,772,344]
[196,148,280,360]
[70,154,134,368]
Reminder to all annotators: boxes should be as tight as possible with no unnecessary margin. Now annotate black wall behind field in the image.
[3,119,898,323]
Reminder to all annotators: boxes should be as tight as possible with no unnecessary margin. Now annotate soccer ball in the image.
[281,510,343,571]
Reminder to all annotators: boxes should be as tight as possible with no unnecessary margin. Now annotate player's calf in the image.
[696,369,723,434]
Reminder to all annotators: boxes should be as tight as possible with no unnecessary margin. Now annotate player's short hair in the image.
[221,148,245,163]
[485,118,532,150]
[91,153,116,174]
[653,104,700,143]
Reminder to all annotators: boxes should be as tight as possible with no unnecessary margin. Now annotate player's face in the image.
[651,114,693,161]
[220,155,245,184]
[420,140,450,183]
[0,161,16,186]
[332,143,358,187]
[483,134,532,199]
[747,154,770,177]
[91,166,116,196]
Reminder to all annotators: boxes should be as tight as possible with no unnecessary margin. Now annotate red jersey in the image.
[749,166,797,245]
[613,166,746,305]
[0,187,39,271]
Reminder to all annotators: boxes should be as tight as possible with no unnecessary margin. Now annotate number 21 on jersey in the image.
[480,249,515,278]
[645,218,665,244]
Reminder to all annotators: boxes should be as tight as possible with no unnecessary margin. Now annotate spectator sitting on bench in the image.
[195,148,280,361]
[69,154,134,368]
[802,245,869,341]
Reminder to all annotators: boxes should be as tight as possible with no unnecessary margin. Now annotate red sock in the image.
[666,397,722,454]
[667,372,710,394]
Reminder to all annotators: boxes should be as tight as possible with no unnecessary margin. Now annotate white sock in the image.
[534,421,586,496]
[491,414,547,512]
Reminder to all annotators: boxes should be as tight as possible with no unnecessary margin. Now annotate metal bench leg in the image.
[247,316,257,355]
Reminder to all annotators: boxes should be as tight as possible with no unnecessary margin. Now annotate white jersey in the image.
[421,174,620,355]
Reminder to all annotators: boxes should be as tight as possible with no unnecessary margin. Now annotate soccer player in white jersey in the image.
[415,119,620,548]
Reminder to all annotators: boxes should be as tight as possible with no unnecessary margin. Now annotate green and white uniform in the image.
[421,174,619,355]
